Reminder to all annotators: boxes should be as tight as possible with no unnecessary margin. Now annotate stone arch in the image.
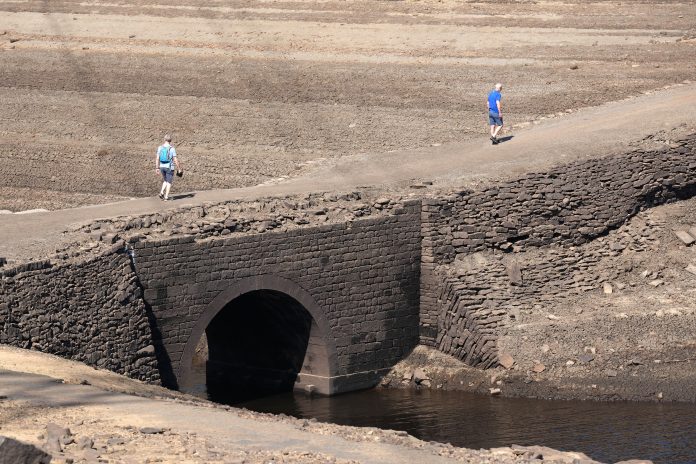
[178,275,338,396]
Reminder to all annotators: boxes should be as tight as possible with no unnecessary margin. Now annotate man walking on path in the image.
[488,83,504,144]
[156,134,182,201]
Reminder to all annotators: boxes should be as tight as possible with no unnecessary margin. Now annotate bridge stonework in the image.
[1,136,695,396]
[133,200,421,395]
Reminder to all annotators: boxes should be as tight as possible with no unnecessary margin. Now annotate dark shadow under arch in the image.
[178,275,338,398]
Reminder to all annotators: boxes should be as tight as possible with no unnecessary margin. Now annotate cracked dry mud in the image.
[1,0,695,211]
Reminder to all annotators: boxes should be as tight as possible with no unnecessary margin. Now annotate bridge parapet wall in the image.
[135,200,421,392]
[421,135,696,366]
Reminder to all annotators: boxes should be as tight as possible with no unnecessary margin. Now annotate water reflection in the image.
[235,388,696,464]
[190,361,695,463]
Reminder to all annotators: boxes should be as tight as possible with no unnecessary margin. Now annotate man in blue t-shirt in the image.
[487,83,503,145]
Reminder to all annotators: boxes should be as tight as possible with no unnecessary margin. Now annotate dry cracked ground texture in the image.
[1,0,695,211]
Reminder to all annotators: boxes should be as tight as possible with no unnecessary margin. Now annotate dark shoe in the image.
[491,136,499,145]
[158,193,164,200]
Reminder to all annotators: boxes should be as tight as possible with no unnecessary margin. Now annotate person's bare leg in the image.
[493,123,503,138]
[490,124,496,137]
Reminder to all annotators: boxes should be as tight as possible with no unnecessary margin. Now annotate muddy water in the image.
[188,361,696,463]
[232,388,696,464]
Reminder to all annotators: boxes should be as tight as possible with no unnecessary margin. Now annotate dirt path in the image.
[1,82,695,262]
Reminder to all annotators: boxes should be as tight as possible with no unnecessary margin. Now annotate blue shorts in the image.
[160,166,174,183]
[489,111,503,126]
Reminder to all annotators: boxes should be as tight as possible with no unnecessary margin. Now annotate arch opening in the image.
[191,289,330,403]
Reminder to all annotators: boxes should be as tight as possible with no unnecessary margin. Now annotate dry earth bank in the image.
[1,0,695,211]
[384,196,696,403]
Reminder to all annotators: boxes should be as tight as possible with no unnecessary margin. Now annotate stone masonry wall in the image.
[421,135,696,367]
[134,200,421,388]
[0,248,159,382]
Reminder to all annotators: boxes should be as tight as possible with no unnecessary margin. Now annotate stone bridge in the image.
[2,134,696,398]
[133,202,421,396]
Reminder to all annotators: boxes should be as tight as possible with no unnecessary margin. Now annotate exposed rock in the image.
[674,230,695,246]
[44,431,62,453]
[606,369,618,377]
[609,242,625,251]
[139,427,166,435]
[46,423,73,448]
[0,436,51,464]
[78,448,101,462]
[577,354,594,364]
[685,264,696,276]
[583,346,596,354]
[603,282,613,294]
[514,445,600,463]
[76,436,94,450]
[489,388,501,395]
[532,363,545,373]
[507,262,523,285]
[498,353,515,369]
[413,368,429,384]
[689,226,696,240]
[136,345,156,356]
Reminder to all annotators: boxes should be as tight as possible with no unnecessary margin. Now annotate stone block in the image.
[674,230,695,246]
[0,436,51,464]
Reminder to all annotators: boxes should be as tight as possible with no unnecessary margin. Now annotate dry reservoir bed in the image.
[1,0,695,211]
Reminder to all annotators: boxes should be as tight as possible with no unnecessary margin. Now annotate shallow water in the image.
[233,388,696,464]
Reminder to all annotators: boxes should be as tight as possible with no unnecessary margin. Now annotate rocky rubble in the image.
[0,435,51,464]
[0,191,410,272]
[75,191,402,243]
[421,134,696,369]
[387,197,696,404]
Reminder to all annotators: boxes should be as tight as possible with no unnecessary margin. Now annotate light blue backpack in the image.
[158,146,173,170]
